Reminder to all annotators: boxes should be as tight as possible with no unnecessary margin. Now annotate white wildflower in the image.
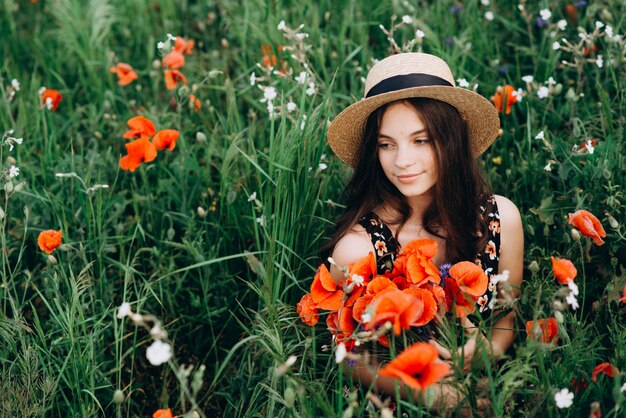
[596,54,603,68]
[547,76,557,85]
[306,82,316,96]
[8,165,19,178]
[286,101,297,112]
[285,355,297,367]
[595,21,604,30]
[335,343,347,363]
[256,215,266,227]
[456,78,470,88]
[146,340,172,366]
[621,382,626,393]
[522,75,534,83]
[566,278,579,296]
[492,270,509,284]
[295,33,308,41]
[566,292,579,310]
[554,388,574,409]
[14,137,22,145]
[535,131,545,140]
[402,15,413,24]
[585,140,595,154]
[248,191,257,202]
[296,71,307,85]
[149,324,167,340]
[11,79,20,91]
[415,29,425,39]
[481,0,489,5]
[485,11,494,21]
[537,86,550,99]
[318,163,328,171]
[361,313,371,324]
[539,9,551,21]
[544,162,552,172]
[300,114,307,130]
[552,41,560,50]
[250,72,256,86]
[351,274,364,287]
[263,86,277,102]
[277,20,286,31]
[45,97,54,110]
[116,302,132,319]
[157,41,165,50]
[605,25,614,38]
[511,88,524,102]
[557,19,567,31]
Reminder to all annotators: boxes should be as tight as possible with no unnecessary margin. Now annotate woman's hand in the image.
[428,317,493,373]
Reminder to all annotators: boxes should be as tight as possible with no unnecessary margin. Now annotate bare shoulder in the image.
[329,224,374,283]
[494,195,524,286]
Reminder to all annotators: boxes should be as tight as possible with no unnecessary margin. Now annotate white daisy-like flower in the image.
[621,382,626,392]
[537,86,550,99]
[544,162,552,172]
[11,79,20,91]
[605,25,614,38]
[585,140,595,154]
[286,101,297,112]
[552,41,560,50]
[146,340,172,366]
[481,0,490,5]
[250,72,256,86]
[547,76,557,85]
[554,388,574,409]
[300,114,308,130]
[596,54,603,68]
[485,11,494,21]
[318,163,328,171]
[166,33,177,42]
[566,278,579,296]
[8,165,19,178]
[595,21,604,30]
[402,15,413,24]
[277,20,286,31]
[456,78,470,88]
[535,131,545,140]
[521,75,534,83]
[296,71,307,85]
[157,41,165,50]
[116,302,132,319]
[306,82,316,96]
[14,137,22,145]
[351,274,364,287]
[256,215,266,227]
[557,20,567,31]
[539,9,552,21]
[248,191,257,202]
[361,313,371,324]
[415,29,425,39]
[45,97,54,110]
[263,86,277,102]
[511,88,524,102]
[335,343,347,363]
[566,292,579,310]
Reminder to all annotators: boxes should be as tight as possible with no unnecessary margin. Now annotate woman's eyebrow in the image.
[378,129,427,139]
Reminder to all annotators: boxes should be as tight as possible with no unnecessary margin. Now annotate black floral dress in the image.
[357,195,501,316]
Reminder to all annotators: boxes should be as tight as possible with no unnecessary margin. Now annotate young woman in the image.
[322,53,524,408]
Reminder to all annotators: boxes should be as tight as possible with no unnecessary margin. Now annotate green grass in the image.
[1,0,625,416]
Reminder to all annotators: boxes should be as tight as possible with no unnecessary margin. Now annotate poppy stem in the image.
[576,239,586,320]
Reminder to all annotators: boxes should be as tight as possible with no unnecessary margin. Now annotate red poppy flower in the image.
[347,252,377,284]
[367,289,421,335]
[162,50,185,69]
[310,264,344,311]
[525,318,559,345]
[164,69,188,90]
[41,88,63,111]
[173,36,195,55]
[491,85,518,115]
[110,63,138,86]
[38,230,62,254]
[297,293,319,326]
[351,276,397,322]
[448,261,489,297]
[568,209,606,246]
[379,342,450,391]
[402,287,437,326]
[153,408,175,418]
[551,256,577,284]
[618,285,626,304]
[123,116,156,140]
[403,240,440,286]
[591,362,619,382]
[444,278,476,318]
[119,137,157,172]
[326,308,356,351]
[152,129,180,151]
[189,94,201,112]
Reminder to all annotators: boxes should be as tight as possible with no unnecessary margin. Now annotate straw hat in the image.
[327,53,500,167]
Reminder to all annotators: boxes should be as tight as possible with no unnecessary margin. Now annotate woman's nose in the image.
[394,147,416,168]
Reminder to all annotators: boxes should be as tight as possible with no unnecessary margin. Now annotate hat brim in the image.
[327,86,500,167]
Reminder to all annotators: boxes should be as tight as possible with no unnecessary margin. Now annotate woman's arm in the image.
[328,226,375,284]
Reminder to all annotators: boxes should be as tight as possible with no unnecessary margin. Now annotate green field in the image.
[1,0,625,416]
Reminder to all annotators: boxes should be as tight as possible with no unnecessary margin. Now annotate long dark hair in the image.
[321,98,492,264]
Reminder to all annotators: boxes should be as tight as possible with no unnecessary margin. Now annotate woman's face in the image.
[377,101,438,199]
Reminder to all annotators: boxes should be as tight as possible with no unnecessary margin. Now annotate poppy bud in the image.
[196,132,207,143]
[528,260,539,273]
[606,212,619,229]
[554,311,564,323]
[197,206,207,217]
[6,156,16,165]
[571,229,581,241]
[552,300,565,311]
[113,389,125,404]
[47,255,57,265]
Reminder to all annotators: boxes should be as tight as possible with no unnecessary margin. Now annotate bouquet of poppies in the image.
[296,239,489,390]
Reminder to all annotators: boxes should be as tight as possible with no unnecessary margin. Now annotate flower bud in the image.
[571,228,581,241]
[113,389,125,404]
[591,300,600,311]
[554,311,564,323]
[196,132,207,143]
[284,387,295,408]
[606,212,619,229]
[197,206,207,217]
[528,260,539,273]
[47,255,57,265]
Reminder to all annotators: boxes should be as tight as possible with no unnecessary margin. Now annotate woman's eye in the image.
[414,139,430,145]
[378,143,391,149]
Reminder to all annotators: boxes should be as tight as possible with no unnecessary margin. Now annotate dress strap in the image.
[357,212,401,275]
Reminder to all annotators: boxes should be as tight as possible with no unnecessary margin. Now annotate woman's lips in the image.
[396,173,422,183]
